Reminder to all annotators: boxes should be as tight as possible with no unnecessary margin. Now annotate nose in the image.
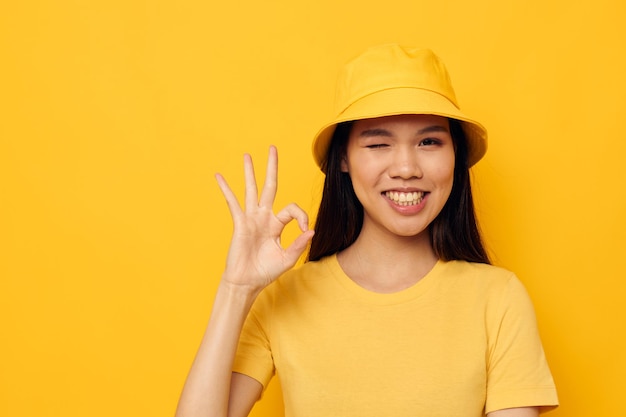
[388,148,423,179]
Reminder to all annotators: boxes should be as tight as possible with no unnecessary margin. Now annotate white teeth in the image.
[385,191,424,206]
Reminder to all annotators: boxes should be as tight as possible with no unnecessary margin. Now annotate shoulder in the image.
[276,255,335,287]
[255,255,338,302]
[440,260,518,288]
[437,260,532,307]
[443,260,513,278]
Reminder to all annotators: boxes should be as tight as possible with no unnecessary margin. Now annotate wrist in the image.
[217,278,263,302]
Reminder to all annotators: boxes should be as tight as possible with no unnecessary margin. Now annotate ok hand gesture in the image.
[215,146,315,294]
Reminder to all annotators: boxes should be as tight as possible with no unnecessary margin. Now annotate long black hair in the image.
[307,118,490,264]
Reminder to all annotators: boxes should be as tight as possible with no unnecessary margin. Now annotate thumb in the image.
[282,230,315,267]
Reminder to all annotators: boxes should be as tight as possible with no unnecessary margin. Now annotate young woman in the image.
[176,44,558,417]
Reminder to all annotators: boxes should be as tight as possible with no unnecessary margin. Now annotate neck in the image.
[337,228,438,293]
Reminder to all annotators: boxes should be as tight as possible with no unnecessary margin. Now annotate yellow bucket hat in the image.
[312,44,488,170]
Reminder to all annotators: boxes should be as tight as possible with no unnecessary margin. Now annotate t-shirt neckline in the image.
[323,253,445,305]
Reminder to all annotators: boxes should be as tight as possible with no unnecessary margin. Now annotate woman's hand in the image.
[177,147,304,417]
[215,146,315,294]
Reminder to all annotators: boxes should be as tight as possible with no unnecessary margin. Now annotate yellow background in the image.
[1,1,624,416]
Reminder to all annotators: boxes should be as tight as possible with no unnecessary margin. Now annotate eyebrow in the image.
[358,124,449,137]
[359,128,392,137]
[416,125,449,135]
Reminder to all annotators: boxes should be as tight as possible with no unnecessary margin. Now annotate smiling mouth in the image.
[384,191,425,206]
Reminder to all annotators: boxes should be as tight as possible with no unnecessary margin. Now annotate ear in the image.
[340,155,349,172]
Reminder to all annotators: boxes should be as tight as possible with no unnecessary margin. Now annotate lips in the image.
[383,191,425,206]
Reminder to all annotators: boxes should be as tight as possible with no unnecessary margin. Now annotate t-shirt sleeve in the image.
[232,290,276,390]
[485,275,559,414]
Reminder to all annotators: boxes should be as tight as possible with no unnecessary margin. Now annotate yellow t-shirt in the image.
[233,255,558,416]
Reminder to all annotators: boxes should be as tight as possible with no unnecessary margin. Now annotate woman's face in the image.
[341,114,455,240]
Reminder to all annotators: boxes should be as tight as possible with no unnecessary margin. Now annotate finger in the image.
[215,173,243,219]
[259,145,278,208]
[275,203,311,232]
[243,153,259,211]
[283,230,315,267]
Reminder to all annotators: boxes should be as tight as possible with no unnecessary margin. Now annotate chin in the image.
[391,228,429,239]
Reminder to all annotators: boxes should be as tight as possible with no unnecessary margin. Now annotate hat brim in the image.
[312,87,487,170]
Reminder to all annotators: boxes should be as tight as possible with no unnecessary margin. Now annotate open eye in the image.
[419,138,442,147]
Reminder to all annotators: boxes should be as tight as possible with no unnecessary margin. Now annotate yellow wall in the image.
[1,1,624,416]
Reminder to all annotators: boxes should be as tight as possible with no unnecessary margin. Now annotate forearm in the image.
[176,146,313,416]
[175,281,259,417]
